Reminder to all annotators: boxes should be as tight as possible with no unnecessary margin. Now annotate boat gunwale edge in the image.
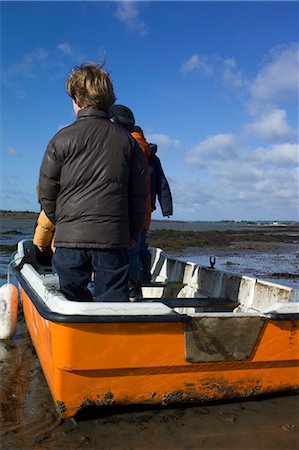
[15,270,185,324]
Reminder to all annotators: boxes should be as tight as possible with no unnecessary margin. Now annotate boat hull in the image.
[20,285,299,418]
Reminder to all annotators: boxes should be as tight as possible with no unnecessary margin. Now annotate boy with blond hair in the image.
[38,63,147,302]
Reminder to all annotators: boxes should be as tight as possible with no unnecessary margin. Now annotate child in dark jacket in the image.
[148,143,173,218]
[110,105,151,298]
[110,105,173,296]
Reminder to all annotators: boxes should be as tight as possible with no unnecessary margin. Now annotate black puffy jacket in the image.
[39,108,147,248]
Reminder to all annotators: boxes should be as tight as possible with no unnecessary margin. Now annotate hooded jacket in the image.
[39,108,147,248]
[148,144,173,217]
[131,126,152,229]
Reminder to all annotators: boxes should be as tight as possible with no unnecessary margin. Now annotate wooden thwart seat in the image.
[141,281,184,288]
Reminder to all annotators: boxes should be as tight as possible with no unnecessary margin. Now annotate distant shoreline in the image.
[0,210,39,219]
[0,210,186,223]
[1,210,296,225]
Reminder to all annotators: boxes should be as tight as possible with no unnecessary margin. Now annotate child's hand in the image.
[129,238,137,249]
[38,245,49,252]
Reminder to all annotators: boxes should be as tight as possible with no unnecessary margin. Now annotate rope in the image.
[7,253,28,284]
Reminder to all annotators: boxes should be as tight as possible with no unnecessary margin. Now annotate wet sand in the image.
[1,318,299,450]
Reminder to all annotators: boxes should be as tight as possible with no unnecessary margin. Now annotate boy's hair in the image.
[66,63,116,112]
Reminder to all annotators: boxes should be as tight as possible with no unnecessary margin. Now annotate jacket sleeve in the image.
[156,157,173,217]
[38,139,64,224]
[33,210,55,248]
[128,141,148,240]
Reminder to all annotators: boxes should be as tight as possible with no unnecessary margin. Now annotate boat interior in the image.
[15,240,298,319]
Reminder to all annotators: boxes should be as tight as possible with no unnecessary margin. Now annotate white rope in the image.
[7,254,24,284]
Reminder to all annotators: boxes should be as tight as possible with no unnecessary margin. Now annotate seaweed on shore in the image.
[147,228,299,253]
[0,244,18,253]
[2,230,23,235]
[269,273,299,279]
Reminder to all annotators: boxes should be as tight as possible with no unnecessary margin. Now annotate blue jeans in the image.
[128,229,148,282]
[53,247,129,302]
[128,229,151,289]
[128,246,141,283]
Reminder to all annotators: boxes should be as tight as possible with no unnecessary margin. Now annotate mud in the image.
[148,225,299,253]
[1,322,298,450]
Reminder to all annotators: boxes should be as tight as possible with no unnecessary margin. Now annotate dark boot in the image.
[140,250,152,283]
[128,277,142,302]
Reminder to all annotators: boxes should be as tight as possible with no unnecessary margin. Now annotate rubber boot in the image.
[140,250,152,284]
[128,277,142,302]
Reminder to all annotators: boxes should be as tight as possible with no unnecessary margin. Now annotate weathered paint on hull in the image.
[20,286,299,418]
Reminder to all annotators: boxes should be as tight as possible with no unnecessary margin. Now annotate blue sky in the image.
[1,1,298,221]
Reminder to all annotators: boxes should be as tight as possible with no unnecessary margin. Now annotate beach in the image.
[0,217,298,449]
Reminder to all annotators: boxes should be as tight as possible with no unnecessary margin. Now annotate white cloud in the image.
[1,46,69,97]
[146,133,181,150]
[114,1,148,36]
[216,165,298,218]
[181,43,298,116]
[57,42,85,62]
[248,43,299,113]
[186,133,237,165]
[222,58,242,87]
[1,42,88,98]
[1,48,49,81]
[7,147,19,156]
[181,53,243,88]
[170,160,298,221]
[253,143,299,166]
[0,176,39,212]
[177,43,298,220]
[57,42,73,55]
[181,54,214,76]
[177,129,299,220]
[246,109,295,141]
[154,177,215,220]
[211,158,263,183]
[160,154,297,220]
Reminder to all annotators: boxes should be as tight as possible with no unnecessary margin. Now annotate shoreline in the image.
[0,211,39,219]
[1,210,297,224]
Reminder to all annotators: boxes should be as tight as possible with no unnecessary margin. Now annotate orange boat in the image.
[14,240,299,418]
